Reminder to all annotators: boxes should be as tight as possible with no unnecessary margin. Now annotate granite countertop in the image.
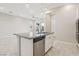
[14,32,54,39]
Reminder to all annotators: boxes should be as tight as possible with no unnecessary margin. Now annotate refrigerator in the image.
[76,19,79,44]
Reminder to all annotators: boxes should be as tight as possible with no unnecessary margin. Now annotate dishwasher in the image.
[33,36,45,56]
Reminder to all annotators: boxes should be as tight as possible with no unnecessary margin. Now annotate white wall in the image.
[51,5,77,43]
[0,13,33,55]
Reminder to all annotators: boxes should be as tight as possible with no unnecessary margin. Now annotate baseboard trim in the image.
[44,46,52,55]
[54,40,77,45]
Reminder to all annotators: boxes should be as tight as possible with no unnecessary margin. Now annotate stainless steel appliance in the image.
[33,35,45,56]
[76,19,79,44]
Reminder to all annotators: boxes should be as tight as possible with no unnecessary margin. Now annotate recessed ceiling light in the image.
[25,4,30,8]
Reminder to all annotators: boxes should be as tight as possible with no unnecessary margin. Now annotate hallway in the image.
[46,40,79,56]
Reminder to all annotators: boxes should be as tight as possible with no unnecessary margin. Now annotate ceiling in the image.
[0,3,71,19]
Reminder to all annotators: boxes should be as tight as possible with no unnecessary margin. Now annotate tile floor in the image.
[46,40,79,56]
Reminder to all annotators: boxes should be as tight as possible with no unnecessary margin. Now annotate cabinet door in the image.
[45,35,52,52]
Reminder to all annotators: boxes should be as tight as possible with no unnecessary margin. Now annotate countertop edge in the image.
[14,32,54,39]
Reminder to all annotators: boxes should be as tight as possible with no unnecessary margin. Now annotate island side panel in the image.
[21,38,33,56]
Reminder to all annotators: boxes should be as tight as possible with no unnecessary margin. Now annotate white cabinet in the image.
[45,34,53,52]
[19,38,33,56]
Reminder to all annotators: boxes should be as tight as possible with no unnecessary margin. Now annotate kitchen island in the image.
[14,32,54,56]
